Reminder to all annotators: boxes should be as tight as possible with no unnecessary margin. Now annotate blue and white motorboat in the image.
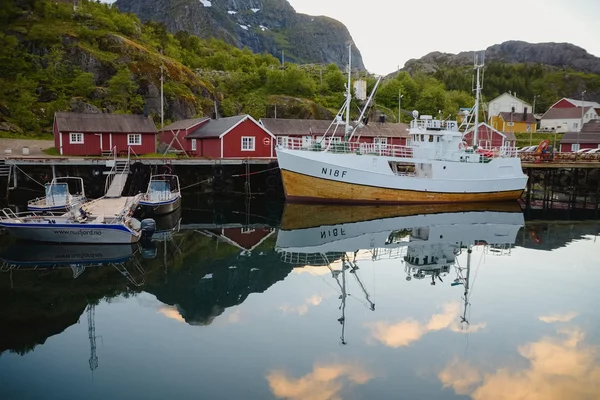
[27,177,87,212]
[139,174,182,216]
[0,195,154,244]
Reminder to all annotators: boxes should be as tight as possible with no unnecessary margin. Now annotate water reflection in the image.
[276,202,524,346]
[0,200,599,400]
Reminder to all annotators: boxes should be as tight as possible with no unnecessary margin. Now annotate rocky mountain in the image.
[402,41,600,75]
[115,0,364,69]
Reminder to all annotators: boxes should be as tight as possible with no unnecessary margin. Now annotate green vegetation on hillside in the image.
[3,0,599,137]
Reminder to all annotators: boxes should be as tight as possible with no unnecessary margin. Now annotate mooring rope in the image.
[12,164,45,188]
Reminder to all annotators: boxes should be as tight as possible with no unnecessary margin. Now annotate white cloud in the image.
[539,312,578,323]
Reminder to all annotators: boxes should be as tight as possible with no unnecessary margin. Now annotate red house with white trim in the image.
[160,115,275,158]
[463,122,517,148]
[53,112,157,156]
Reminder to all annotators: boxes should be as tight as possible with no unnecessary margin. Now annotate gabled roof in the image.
[542,107,595,120]
[260,118,409,138]
[55,112,157,133]
[498,112,536,124]
[560,131,600,144]
[582,119,600,133]
[161,117,209,131]
[550,98,600,109]
[488,92,531,107]
[465,122,517,142]
[187,115,274,139]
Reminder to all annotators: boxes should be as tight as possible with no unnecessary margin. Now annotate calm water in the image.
[1,202,599,400]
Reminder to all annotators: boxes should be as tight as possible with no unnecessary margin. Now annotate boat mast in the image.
[344,44,352,140]
[472,52,484,148]
[461,246,472,326]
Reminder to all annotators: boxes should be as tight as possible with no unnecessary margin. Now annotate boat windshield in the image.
[45,183,69,206]
[149,180,171,201]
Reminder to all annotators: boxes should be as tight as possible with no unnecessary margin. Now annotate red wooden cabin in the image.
[53,112,157,156]
[160,115,275,158]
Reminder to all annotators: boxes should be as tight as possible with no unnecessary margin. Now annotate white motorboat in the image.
[139,174,182,216]
[0,195,152,244]
[27,177,87,212]
[276,50,527,204]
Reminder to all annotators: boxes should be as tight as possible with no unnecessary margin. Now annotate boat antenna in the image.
[344,44,352,141]
[472,51,484,148]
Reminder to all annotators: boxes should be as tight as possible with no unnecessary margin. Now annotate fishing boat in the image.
[0,195,152,244]
[138,174,182,216]
[276,50,528,204]
[27,177,87,212]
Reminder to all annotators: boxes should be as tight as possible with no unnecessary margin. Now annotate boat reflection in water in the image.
[276,202,524,344]
[0,242,146,286]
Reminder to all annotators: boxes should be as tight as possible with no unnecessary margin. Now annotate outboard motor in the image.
[141,218,156,239]
[141,243,157,259]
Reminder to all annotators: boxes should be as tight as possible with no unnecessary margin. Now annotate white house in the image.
[540,107,599,133]
[487,92,532,130]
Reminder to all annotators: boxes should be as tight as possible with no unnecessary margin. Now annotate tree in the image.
[107,67,142,112]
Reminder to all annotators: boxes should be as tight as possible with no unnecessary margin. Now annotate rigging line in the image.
[467,249,485,301]
[12,164,45,187]
[180,178,212,191]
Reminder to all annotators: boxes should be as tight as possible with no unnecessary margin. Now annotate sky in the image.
[103,0,600,75]
[287,0,600,75]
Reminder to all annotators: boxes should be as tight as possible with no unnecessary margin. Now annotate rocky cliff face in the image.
[403,41,600,75]
[115,0,365,69]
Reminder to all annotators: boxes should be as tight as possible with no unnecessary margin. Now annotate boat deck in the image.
[83,196,137,220]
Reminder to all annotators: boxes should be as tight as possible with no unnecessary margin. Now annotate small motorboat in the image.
[0,195,155,244]
[139,174,182,216]
[27,177,87,212]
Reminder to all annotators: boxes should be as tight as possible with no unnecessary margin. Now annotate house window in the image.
[69,133,84,144]
[277,136,289,147]
[374,137,388,145]
[572,143,580,152]
[128,134,141,146]
[573,123,579,130]
[507,122,514,127]
[241,228,255,234]
[241,136,255,151]
[191,139,197,151]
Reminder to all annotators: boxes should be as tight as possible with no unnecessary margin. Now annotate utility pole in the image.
[398,89,403,124]
[160,64,164,131]
[579,90,586,150]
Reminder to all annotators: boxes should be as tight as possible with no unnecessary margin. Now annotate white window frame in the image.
[374,137,388,145]
[191,139,197,151]
[573,123,579,130]
[507,122,514,127]
[277,136,289,147]
[241,136,255,151]
[572,143,580,152]
[128,134,142,146]
[329,137,341,144]
[241,228,255,234]
[69,132,84,144]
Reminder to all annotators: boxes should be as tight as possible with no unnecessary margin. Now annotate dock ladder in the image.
[104,147,131,198]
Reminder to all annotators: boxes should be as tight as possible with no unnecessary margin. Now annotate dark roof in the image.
[161,117,209,131]
[581,119,600,133]
[499,112,536,124]
[542,107,593,120]
[55,112,157,133]
[187,115,248,139]
[260,118,409,138]
[560,131,600,144]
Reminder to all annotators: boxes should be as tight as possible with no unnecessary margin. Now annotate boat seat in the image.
[94,214,105,223]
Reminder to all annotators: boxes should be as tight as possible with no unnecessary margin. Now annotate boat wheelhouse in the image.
[275,51,527,204]
[27,177,87,212]
[139,174,182,216]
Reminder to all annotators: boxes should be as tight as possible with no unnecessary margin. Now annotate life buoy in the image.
[92,168,101,177]
[458,141,468,151]
[263,137,271,146]
[536,140,549,154]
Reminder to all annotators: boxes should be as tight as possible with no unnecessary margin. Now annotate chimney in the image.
[143,103,148,118]
[523,107,528,121]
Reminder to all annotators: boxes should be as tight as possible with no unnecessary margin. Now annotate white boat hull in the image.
[276,148,527,204]
[0,222,140,244]
[139,196,181,216]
